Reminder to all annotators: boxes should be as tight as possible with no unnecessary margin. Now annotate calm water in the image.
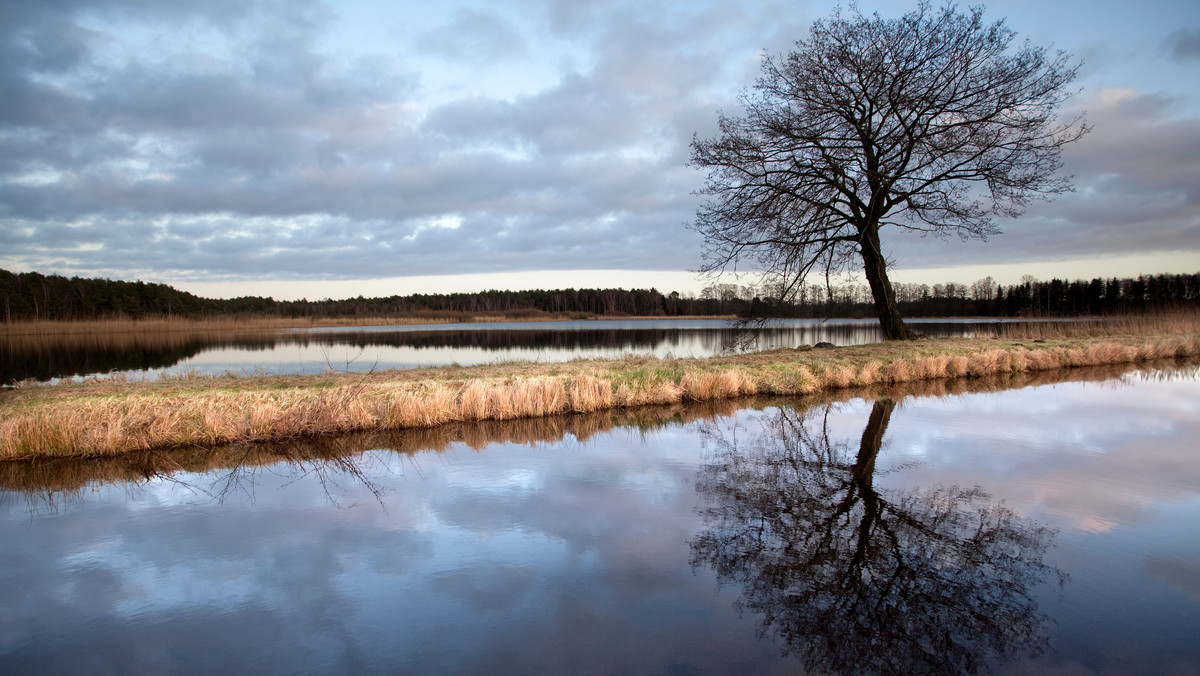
[5,318,1031,382]
[2,366,1198,674]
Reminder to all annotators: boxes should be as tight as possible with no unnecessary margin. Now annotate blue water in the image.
[3,367,1197,674]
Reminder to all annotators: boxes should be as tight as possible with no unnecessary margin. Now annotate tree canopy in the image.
[690,2,1088,339]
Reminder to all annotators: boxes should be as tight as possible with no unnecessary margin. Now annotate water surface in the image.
[5,317,1032,382]
[2,365,1197,674]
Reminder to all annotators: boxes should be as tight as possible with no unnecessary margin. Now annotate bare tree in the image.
[689,2,1088,339]
[972,275,998,301]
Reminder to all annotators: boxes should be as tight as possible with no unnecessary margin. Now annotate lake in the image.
[4,317,1038,383]
[2,363,1197,674]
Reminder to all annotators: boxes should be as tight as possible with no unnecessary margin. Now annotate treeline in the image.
[2,268,1198,323]
[793,274,1200,318]
[3,270,213,320]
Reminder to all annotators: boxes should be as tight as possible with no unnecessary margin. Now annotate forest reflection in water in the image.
[3,318,1012,382]
[2,361,1198,675]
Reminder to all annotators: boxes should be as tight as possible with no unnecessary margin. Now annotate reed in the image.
[680,369,755,401]
[820,365,854,389]
[885,359,911,384]
[1001,308,1200,340]
[0,310,729,339]
[3,323,1198,460]
[6,358,1190,500]
[855,361,883,386]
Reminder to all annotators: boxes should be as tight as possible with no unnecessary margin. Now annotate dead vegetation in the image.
[2,312,1198,460]
[3,359,1189,498]
[0,310,726,340]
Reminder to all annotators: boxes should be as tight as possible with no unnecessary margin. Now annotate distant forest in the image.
[2,268,1198,323]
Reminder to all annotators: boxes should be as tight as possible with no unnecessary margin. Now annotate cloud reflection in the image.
[878,370,1200,533]
[1,365,1198,673]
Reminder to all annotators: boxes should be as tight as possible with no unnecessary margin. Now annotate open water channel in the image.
[5,318,1035,383]
[2,363,1198,674]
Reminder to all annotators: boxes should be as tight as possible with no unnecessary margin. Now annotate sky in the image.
[1,0,1197,300]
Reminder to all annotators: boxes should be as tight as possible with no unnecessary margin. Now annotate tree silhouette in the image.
[690,400,1062,674]
[689,3,1088,339]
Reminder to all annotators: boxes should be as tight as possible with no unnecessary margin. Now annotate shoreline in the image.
[0,313,742,336]
[3,323,1197,461]
[0,313,1122,338]
[3,359,1181,496]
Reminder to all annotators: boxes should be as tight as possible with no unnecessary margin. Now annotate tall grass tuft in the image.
[570,373,612,413]
[948,356,970,378]
[967,351,1001,377]
[885,359,911,384]
[680,369,757,400]
[821,366,856,389]
[385,386,456,428]
[916,355,950,380]
[855,361,883,386]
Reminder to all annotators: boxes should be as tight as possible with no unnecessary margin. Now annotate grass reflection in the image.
[1,360,1194,510]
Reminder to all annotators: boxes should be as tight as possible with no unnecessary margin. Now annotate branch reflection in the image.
[0,400,748,513]
[690,399,1063,675]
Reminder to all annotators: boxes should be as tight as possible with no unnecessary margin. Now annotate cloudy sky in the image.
[1,0,1197,299]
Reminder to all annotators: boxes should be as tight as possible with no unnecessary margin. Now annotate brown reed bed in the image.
[2,359,1184,499]
[0,315,451,338]
[1000,308,1200,340]
[2,315,1198,461]
[0,399,745,497]
[0,310,728,339]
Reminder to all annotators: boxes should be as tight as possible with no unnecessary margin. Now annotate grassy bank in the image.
[2,360,1174,498]
[2,313,1197,460]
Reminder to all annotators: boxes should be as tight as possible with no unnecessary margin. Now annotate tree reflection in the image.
[690,400,1062,675]
[0,436,393,515]
[206,440,389,510]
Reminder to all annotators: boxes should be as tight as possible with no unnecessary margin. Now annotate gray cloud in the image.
[1166,26,1200,61]
[0,0,717,280]
[417,9,527,64]
[882,88,1200,269]
[0,0,1196,286]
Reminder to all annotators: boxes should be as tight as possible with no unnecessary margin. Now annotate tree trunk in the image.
[859,225,914,340]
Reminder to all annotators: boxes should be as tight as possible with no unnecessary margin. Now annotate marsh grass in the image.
[0,309,725,341]
[3,314,1199,460]
[5,359,1192,499]
[0,315,460,338]
[1001,309,1200,340]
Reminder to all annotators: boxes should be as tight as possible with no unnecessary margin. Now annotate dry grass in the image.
[1001,309,1200,341]
[680,369,755,401]
[2,313,1199,460]
[0,311,731,340]
[4,358,1189,498]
